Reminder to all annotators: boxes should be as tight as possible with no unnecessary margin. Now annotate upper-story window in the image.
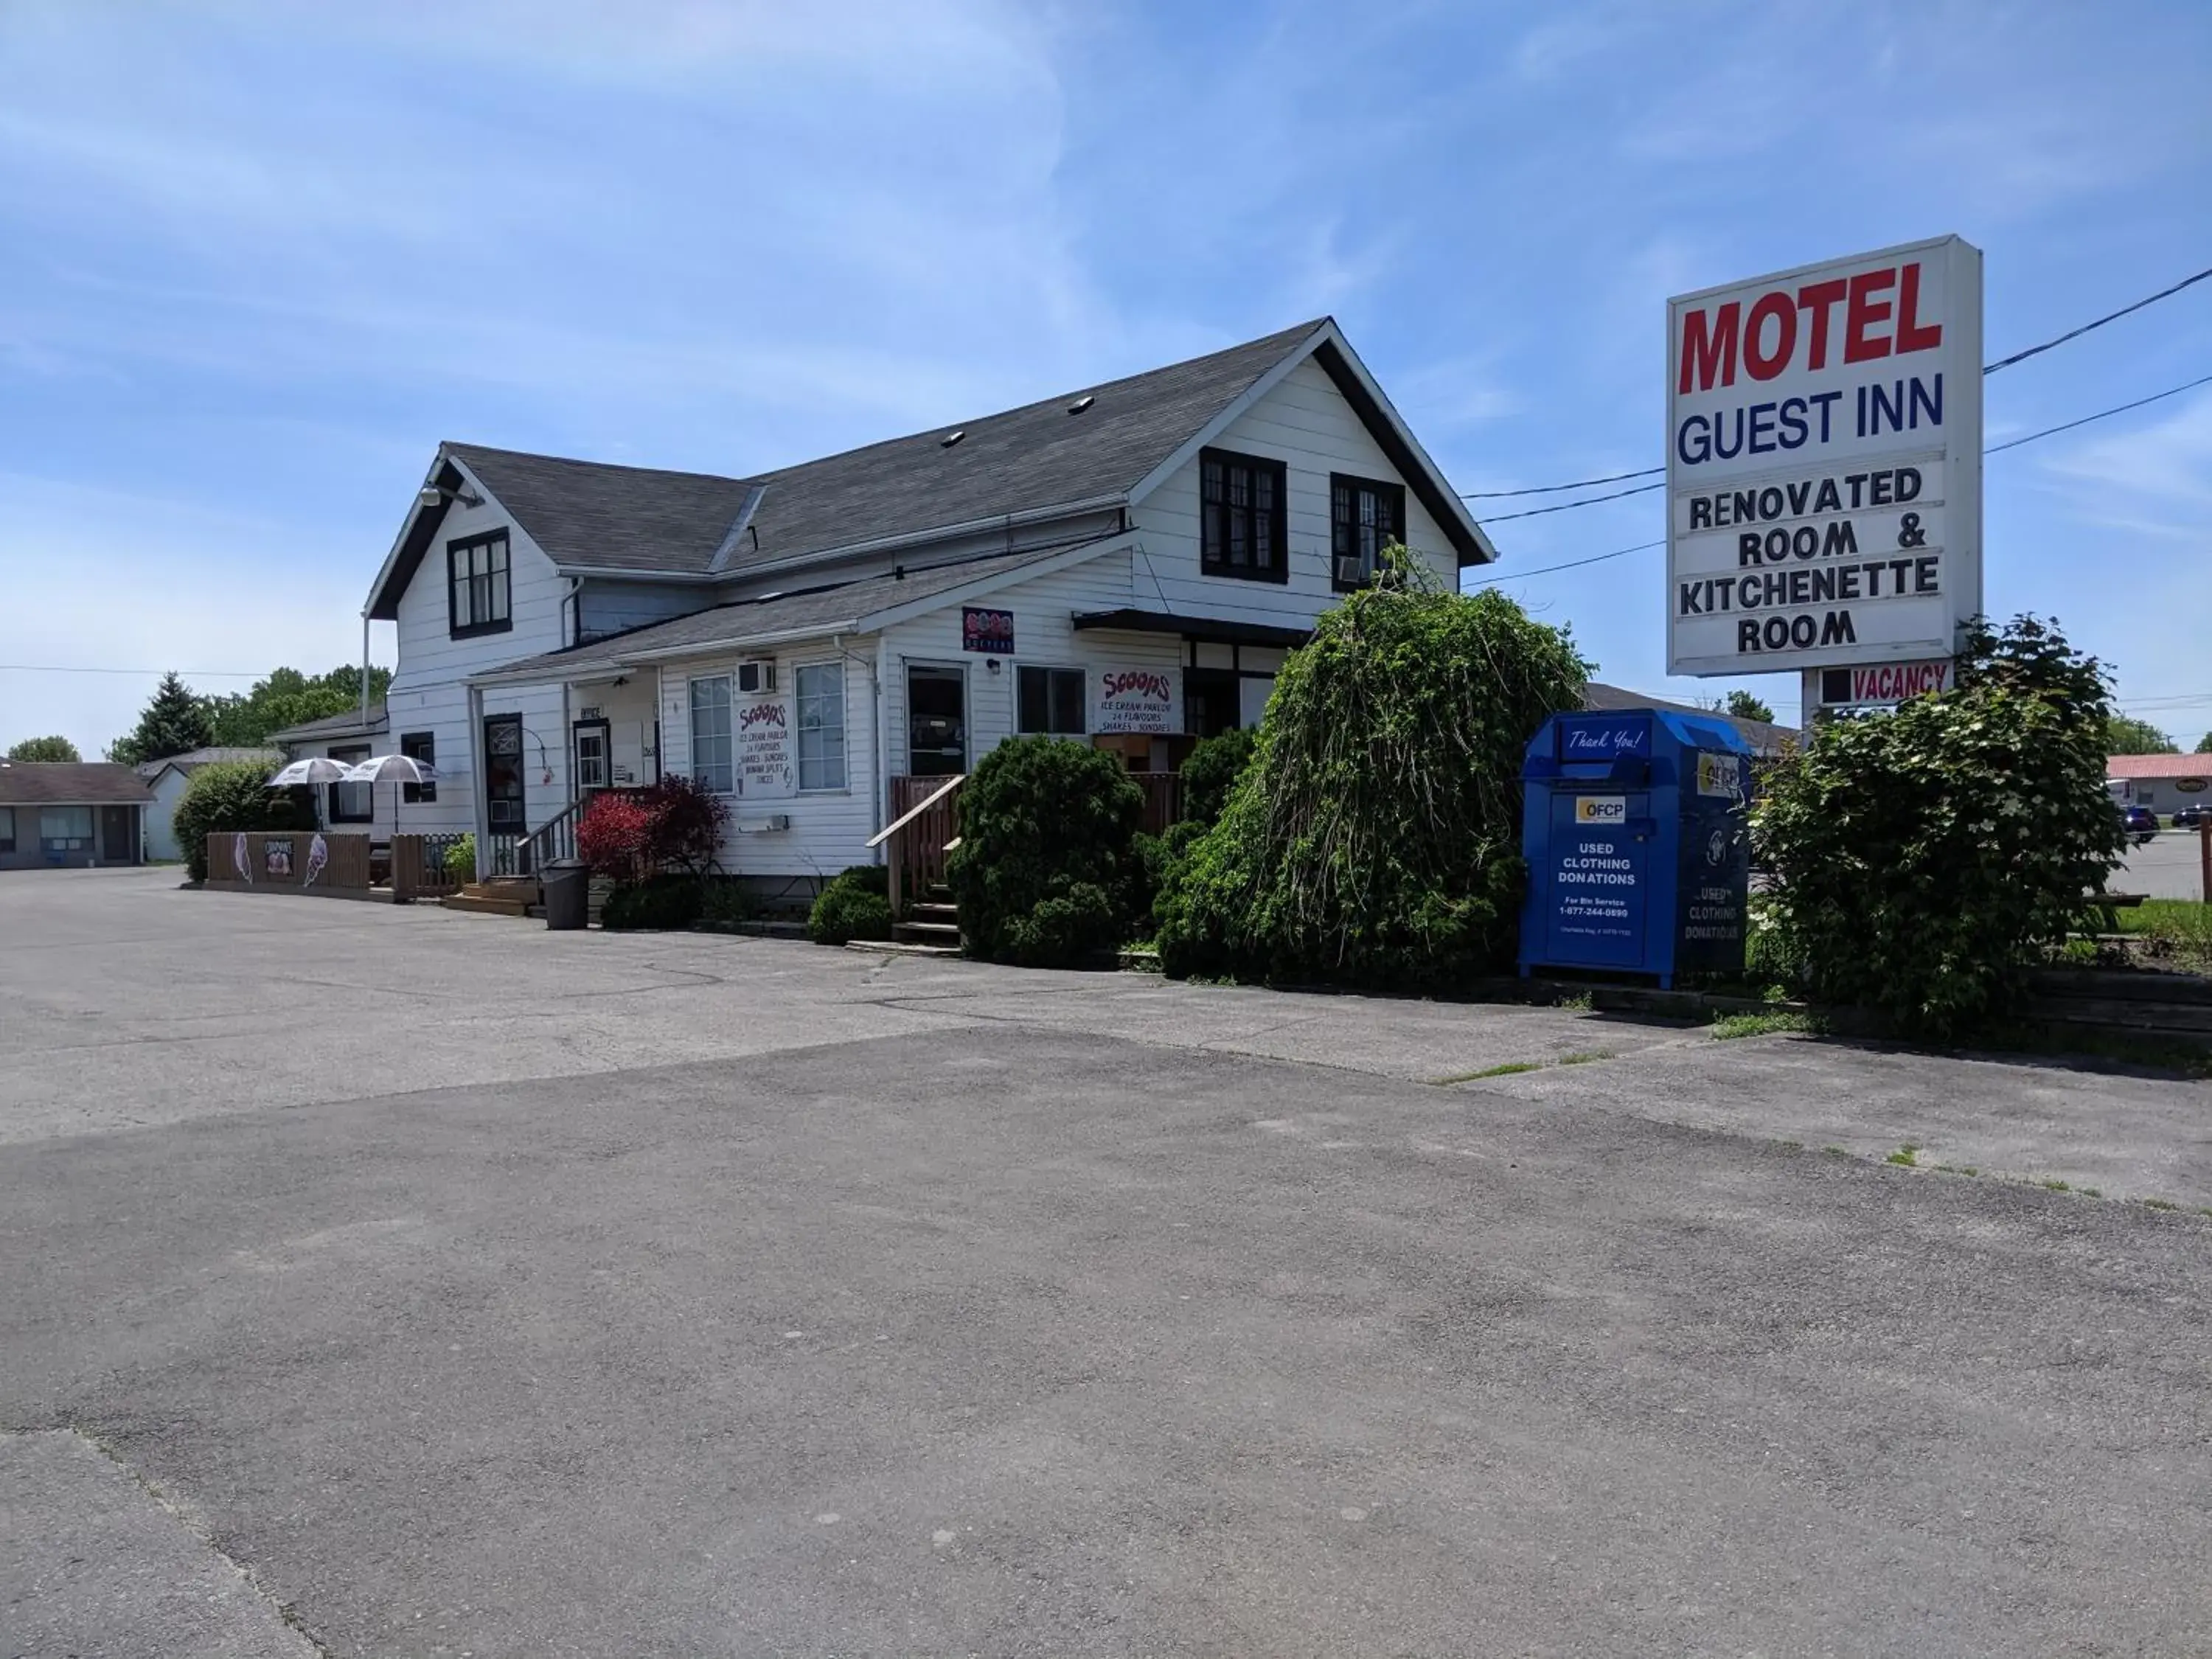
[448,530,512,639]
[1200,448,1288,584]
[1330,474,1406,591]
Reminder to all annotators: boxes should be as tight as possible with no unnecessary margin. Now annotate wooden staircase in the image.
[892,885,961,953]
[441,876,538,919]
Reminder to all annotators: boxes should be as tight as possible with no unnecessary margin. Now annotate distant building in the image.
[136,747,280,861]
[1583,681,1793,757]
[2107,754,2211,815]
[0,762,150,869]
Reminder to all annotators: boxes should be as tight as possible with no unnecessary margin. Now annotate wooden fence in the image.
[392,832,468,901]
[202,831,374,893]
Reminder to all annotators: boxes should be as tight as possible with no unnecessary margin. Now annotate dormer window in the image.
[1200,448,1288,584]
[448,530,512,639]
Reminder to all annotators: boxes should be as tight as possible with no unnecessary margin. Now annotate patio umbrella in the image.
[267,756,360,787]
[339,755,437,787]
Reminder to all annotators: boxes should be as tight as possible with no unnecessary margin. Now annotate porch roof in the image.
[1071,608,1313,650]
[469,544,1081,686]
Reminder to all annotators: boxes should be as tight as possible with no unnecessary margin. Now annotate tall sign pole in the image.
[1665,237,1983,708]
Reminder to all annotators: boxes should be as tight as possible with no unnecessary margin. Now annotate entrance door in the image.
[907,667,967,777]
[484,714,526,835]
[100,805,134,863]
[573,719,611,795]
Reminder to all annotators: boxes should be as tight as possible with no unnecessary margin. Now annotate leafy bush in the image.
[1753,615,2128,1035]
[1180,726,1258,830]
[443,834,476,880]
[174,759,316,880]
[948,737,1144,967]
[601,874,707,931]
[577,792,658,881]
[807,865,892,945]
[698,877,757,926]
[576,779,730,882]
[1155,557,1588,988]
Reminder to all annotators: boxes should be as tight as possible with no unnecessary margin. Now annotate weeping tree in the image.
[1155,552,1590,988]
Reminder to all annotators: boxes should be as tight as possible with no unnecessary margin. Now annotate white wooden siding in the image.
[657,639,883,879]
[387,483,570,698]
[1130,356,1457,627]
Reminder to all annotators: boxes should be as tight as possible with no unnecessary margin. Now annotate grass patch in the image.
[1933,1163,1980,1177]
[2079,1186,2103,1198]
[1434,1060,1543,1083]
[1554,1050,1606,1066]
[1557,992,1593,1012]
[1822,1145,1850,1158]
[2039,1178,2071,1192]
[2142,1197,2180,1211]
[1713,1010,1820,1040]
[1885,1143,1922,1167]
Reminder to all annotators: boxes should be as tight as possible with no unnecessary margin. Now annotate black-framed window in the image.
[0,806,15,853]
[1017,666,1086,736]
[1200,448,1288,583]
[448,530,512,639]
[1330,474,1406,590]
[400,731,437,803]
[327,744,372,823]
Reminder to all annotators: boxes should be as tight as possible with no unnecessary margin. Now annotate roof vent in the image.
[1068,394,1095,414]
[940,429,966,448]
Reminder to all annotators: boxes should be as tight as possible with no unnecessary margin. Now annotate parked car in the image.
[2122,804,2160,844]
[2172,802,2212,832]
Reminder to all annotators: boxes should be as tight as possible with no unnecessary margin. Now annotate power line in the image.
[1983,371,2212,453]
[1470,540,1664,586]
[0,664,269,678]
[1461,465,1663,499]
[1477,481,1666,523]
[1983,263,2212,374]
[1458,263,2212,504]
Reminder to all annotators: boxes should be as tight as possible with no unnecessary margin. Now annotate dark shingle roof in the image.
[0,762,153,807]
[267,703,389,745]
[445,320,1326,582]
[477,546,1082,685]
[1584,681,1795,754]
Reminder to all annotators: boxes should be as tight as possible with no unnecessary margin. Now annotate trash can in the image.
[543,858,591,931]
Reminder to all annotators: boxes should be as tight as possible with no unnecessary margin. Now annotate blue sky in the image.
[3,0,2208,755]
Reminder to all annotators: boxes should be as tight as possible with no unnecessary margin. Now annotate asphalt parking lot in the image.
[3,869,2208,1657]
[2115,827,2209,901]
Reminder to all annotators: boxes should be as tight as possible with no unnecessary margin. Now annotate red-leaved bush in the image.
[576,778,731,881]
[577,792,658,880]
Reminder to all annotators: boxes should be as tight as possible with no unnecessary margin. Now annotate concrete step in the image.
[440,894,533,919]
[908,902,959,923]
[895,919,961,944]
[847,937,962,958]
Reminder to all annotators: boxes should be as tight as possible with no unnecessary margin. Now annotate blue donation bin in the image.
[1517,708,1754,989]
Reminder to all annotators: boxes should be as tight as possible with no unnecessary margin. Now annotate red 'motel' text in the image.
[1678,262,1943,395]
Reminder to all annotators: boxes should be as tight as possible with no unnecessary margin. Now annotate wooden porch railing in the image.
[392,832,467,901]
[870,773,965,918]
[1135,772,1183,838]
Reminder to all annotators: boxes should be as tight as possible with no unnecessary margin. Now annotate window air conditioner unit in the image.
[736,658,776,694]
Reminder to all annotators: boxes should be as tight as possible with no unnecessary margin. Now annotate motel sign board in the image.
[1666,235,1983,677]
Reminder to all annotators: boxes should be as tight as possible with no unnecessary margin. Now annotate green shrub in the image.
[443,834,476,880]
[807,865,893,945]
[1180,726,1258,830]
[698,877,756,927]
[174,759,316,880]
[1753,616,2128,1035]
[948,737,1144,967]
[1155,556,1587,988]
[601,875,706,931]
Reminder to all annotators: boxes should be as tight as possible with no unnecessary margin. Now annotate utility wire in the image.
[1477,481,1666,522]
[1983,263,2212,374]
[1470,540,1664,586]
[1459,263,2212,504]
[1983,371,2212,453]
[0,664,269,678]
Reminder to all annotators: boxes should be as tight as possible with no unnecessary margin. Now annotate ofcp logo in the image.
[1575,796,1628,826]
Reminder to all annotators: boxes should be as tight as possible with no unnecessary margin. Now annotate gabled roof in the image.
[136,746,280,779]
[473,540,1119,686]
[268,703,389,745]
[369,320,1493,619]
[0,762,153,807]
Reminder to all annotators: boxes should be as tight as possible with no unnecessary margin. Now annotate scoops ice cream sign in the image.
[1091,668,1180,735]
[1666,234,1983,677]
